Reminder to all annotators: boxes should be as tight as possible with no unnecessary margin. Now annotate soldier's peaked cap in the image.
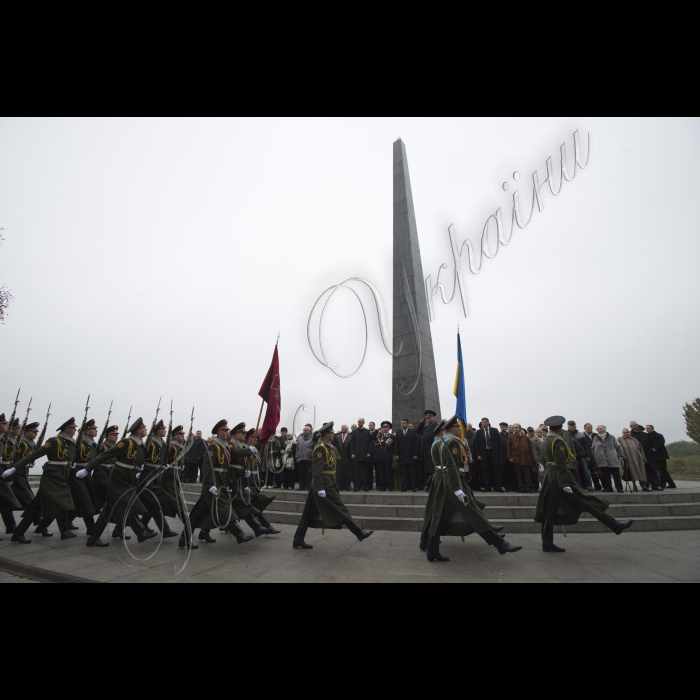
[129,417,146,433]
[154,419,165,431]
[0,414,6,424]
[173,425,185,435]
[106,426,119,435]
[319,422,335,434]
[434,419,447,434]
[11,418,21,429]
[381,421,393,429]
[26,422,40,431]
[232,422,246,434]
[544,416,566,428]
[246,429,256,439]
[84,419,97,430]
[57,418,77,432]
[424,410,437,417]
[212,420,228,435]
[443,416,460,432]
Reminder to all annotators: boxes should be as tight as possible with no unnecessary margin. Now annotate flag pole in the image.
[255,334,281,435]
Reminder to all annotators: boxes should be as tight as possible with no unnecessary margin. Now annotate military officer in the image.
[536,416,634,553]
[293,422,374,551]
[8,418,80,544]
[421,416,520,563]
[373,422,395,492]
[185,420,255,548]
[0,416,23,537]
[162,425,190,521]
[139,420,179,539]
[68,418,100,537]
[10,422,41,512]
[92,426,119,512]
[81,418,159,547]
[417,410,440,492]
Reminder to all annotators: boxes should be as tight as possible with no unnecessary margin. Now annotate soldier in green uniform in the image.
[82,418,159,547]
[139,420,179,539]
[159,425,194,539]
[422,416,521,563]
[91,426,119,512]
[0,416,23,537]
[9,422,40,513]
[536,416,634,553]
[293,422,373,551]
[68,419,100,536]
[9,418,80,544]
[184,420,255,549]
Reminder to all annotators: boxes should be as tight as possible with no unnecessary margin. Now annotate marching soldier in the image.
[421,416,521,563]
[293,422,374,551]
[0,416,23,537]
[69,418,100,536]
[7,418,80,544]
[140,420,179,539]
[161,424,193,535]
[92,426,119,512]
[185,420,255,548]
[10,422,41,512]
[81,418,159,547]
[536,416,634,553]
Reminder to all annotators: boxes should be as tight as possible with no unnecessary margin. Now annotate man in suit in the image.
[647,425,676,489]
[394,419,420,492]
[350,419,372,493]
[473,418,503,493]
[333,425,353,491]
[417,410,439,492]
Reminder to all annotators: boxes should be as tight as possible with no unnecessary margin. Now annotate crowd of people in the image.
[180,415,677,496]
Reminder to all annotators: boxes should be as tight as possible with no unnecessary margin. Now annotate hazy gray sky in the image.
[1,117,698,444]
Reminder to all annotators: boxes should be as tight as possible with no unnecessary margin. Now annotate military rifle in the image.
[36,404,51,450]
[177,407,196,467]
[7,397,33,464]
[97,400,114,452]
[121,407,133,440]
[144,397,162,452]
[2,389,20,461]
[161,400,173,466]
[73,395,91,463]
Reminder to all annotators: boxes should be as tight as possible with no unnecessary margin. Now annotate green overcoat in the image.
[160,442,188,517]
[68,437,99,519]
[90,439,115,511]
[8,436,35,509]
[140,437,179,518]
[225,441,261,519]
[231,440,275,514]
[12,434,76,520]
[535,434,610,526]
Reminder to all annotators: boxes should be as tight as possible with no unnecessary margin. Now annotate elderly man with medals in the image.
[293,422,374,550]
[536,416,634,553]
[421,416,522,563]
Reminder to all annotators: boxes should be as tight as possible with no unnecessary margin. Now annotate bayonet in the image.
[121,406,133,440]
[97,400,114,451]
[36,403,51,450]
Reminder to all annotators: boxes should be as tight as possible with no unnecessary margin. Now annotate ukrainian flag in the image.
[454,332,468,439]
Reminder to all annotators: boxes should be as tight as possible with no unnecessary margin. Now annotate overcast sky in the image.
[1,117,698,445]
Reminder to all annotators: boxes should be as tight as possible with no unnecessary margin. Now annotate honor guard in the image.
[140,419,179,539]
[8,418,81,544]
[293,422,374,551]
[92,426,119,513]
[372,422,395,493]
[536,416,634,553]
[421,416,521,563]
[160,425,192,534]
[68,418,100,537]
[10,422,41,513]
[81,418,159,547]
[0,416,23,538]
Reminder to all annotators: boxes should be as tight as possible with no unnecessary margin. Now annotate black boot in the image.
[179,529,199,550]
[293,539,313,550]
[2,511,17,535]
[127,517,158,544]
[86,535,109,547]
[141,516,155,534]
[481,529,522,555]
[245,515,272,538]
[346,519,374,543]
[599,513,634,536]
[112,524,131,541]
[492,525,505,533]
[11,532,32,544]
[420,529,429,552]
[83,515,95,537]
[542,521,565,553]
[61,530,77,540]
[160,519,179,539]
[198,530,217,544]
[228,521,255,544]
[427,536,449,563]
[257,513,281,535]
[67,520,79,531]
[35,518,54,537]
[56,514,76,539]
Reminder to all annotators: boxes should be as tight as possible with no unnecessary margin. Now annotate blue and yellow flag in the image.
[454,332,468,439]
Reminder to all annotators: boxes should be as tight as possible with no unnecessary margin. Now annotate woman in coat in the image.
[619,428,648,491]
[592,426,626,493]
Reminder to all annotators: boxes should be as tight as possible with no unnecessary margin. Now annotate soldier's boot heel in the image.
[293,539,313,550]
[11,515,33,544]
[198,530,216,544]
[179,529,199,550]
[427,536,449,563]
[543,542,566,553]
[257,514,281,535]
[482,529,522,555]
[228,521,255,545]
[86,536,109,548]
[245,515,272,538]
[35,518,54,537]
[346,520,374,543]
[160,519,179,539]
[128,518,158,544]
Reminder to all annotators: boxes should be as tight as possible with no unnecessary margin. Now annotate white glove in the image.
[209,486,219,497]
[3,468,16,479]
[563,487,573,494]
[318,490,327,499]
[245,487,252,494]
[76,469,88,479]
[244,470,252,478]
[539,464,545,474]
[455,490,466,503]
[249,447,258,455]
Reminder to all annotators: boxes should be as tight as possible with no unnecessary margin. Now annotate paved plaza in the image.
[1,523,698,584]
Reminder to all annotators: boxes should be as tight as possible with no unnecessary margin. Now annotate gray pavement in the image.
[1,523,698,583]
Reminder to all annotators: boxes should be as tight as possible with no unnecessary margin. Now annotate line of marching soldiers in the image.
[0,413,281,549]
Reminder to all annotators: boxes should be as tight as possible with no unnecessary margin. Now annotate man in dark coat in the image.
[333,425,353,491]
[630,422,662,490]
[372,422,395,492]
[394,420,420,492]
[472,418,502,493]
[184,431,206,483]
[417,410,439,492]
[647,425,676,489]
[349,419,372,493]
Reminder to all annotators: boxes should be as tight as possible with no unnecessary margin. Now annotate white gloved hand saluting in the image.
[318,490,327,499]
[249,447,258,455]
[76,469,88,479]
[210,486,219,497]
[2,468,16,479]
[563,487,574,494]
[244,470,251,478]
[454,490,466,503]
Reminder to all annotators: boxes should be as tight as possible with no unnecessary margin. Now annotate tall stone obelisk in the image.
[392,139,442,427]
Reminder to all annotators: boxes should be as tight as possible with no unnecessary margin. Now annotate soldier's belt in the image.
[115,461,137,470]
[434,466,447,471]
[545,462,556,468]
[46,461,69,466]
[214,468,227,473]
[0,461,10,466]
[322,471,336,475]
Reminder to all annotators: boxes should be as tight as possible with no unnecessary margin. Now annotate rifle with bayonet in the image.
[36,403,51,450]
[161,400,174,466]
[7,396,32,465]
[121,407,133,440]
[144,397,162,452]
[2,389,21,463]
[97,400,114,452]
[73,395,91,465]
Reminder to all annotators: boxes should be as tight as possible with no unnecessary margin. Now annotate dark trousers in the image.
[514,464,532,492]
[283,466,297,490]
[376,460,393,491]
[353,461,368,491]
[590,463,604,490]
[184,462,200,484]
[336,460,352,491]
[645,459,661,488]
[297,460,312,491]
[363,463,374,490]
[479,450,501,491]
[400,462,420,491]
[657,460,676,488]
[601,467,623,493]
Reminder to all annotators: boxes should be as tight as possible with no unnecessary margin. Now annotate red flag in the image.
[258,346,281,444]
